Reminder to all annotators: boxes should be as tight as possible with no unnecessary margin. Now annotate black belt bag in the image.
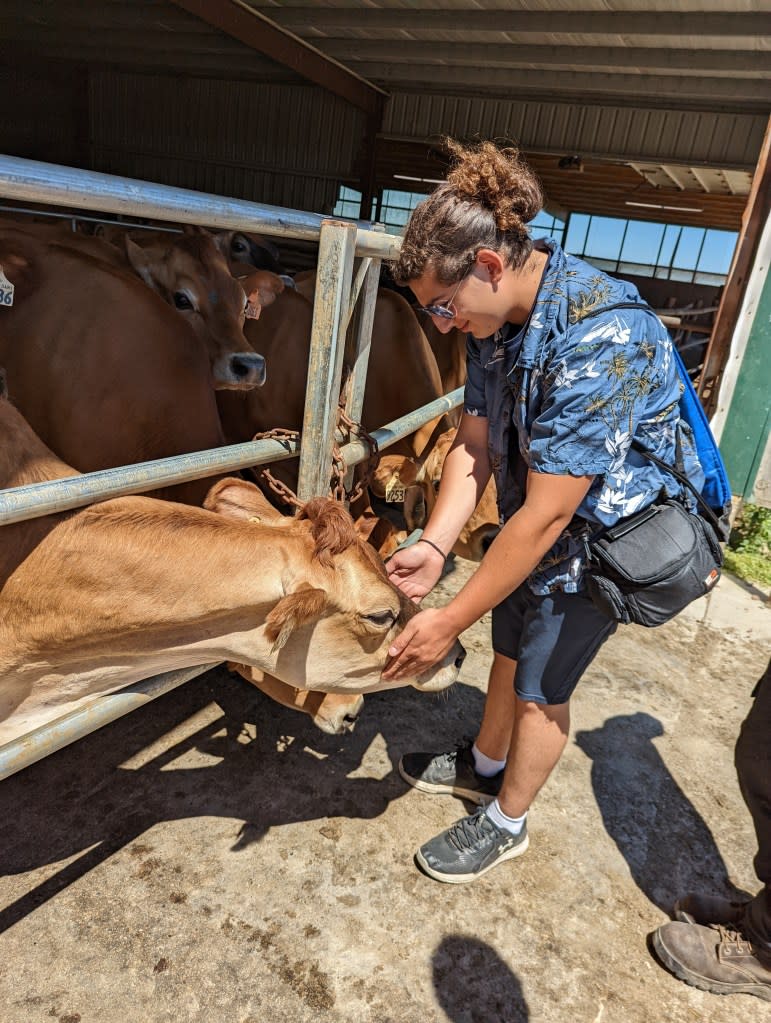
[583,441,724,628]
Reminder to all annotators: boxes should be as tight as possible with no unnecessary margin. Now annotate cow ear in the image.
[211,231,231,259]
[204,477,283,523]
[243,270,285,311]
[124,237,156,288]
[265,586,327,651]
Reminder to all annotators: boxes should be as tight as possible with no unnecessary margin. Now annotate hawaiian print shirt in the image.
[464,239,705,594]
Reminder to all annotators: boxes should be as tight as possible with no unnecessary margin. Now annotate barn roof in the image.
[2,0,769,230]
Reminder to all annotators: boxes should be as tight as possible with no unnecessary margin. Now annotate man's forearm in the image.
[444,471,594,632]
[422,421,492,555]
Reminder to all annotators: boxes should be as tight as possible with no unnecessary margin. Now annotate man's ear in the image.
[265,587,327,652]
[475,248,505,285]
[203,477,283,522]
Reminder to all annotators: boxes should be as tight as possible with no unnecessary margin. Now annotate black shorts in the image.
[492,582,617,705]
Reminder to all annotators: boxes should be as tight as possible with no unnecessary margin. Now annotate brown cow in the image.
[2,218,268,389]
[0,227,230,504]
[123,231,267,389]
[0,384,464,745]
[212,230,284,276]
[218,280,454,529]
[227,664,364,735]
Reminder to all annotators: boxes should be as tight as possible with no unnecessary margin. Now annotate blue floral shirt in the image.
[464,239,705,594]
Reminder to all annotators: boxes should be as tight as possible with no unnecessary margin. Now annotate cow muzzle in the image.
[413,638,466,693]
[214,352,267,390]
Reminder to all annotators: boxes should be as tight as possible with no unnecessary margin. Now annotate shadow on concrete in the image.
[433,935,529,1023]
[0,666,486,933]
[575,711,750,913]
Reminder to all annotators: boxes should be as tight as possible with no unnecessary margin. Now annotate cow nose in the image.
[229,352,266,386]
[481,527,500,554]
[454,650,466,670]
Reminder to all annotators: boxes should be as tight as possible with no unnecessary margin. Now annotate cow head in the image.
[227,663,364,735]
[212,230,284,277]
[125,232,267,390]
[204,479,465,695]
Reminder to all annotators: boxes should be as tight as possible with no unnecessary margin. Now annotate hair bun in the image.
[445,139,542,235]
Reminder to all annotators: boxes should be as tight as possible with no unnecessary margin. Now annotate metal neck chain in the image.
[332,406,380,505]
[252,410,379,509]
[250,428,305,510]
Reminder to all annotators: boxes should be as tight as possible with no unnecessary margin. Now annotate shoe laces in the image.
[447,809,493,853]
[717,924,754,954]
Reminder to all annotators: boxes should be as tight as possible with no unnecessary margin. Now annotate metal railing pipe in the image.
[0,155,400,260]
[0,390,464,526]
[0,436,300,526]
[340,388,464,466]
[0,664,219,781]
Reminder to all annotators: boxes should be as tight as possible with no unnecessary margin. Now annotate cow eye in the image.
[233,239,248,253]
[361,610,397,628]
[173,291,193,310]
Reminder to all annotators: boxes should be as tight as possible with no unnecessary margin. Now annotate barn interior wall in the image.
[0,66,87,172]
[1,68,368,218]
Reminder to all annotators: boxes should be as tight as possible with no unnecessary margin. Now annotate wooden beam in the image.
[699,115,771,414]
[167,0,387,116]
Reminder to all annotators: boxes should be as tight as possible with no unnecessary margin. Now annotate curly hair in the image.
[390,139,544,286]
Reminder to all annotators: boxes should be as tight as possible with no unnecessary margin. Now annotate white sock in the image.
[472,743,506,778]
[485,798,527,837]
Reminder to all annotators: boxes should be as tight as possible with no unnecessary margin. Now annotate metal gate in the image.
[0,155,463,779]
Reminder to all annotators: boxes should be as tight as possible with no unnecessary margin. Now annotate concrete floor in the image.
[1,563,769,1023]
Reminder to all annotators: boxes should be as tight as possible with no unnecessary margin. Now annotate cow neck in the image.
[0,498,315,682]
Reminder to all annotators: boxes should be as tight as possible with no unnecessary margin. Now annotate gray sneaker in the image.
[398,743,503,805]
[415,806,529,884]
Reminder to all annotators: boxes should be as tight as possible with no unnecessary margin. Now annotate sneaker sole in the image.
[414,833,529,885]
[398,761,497,806]
[651,930,771,1002]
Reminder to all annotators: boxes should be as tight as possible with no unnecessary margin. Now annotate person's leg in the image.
[735,658,771,945]
[414,588,616,883]
[474,651,518,761]
[652,659,771,1001]
[496,696,570,819]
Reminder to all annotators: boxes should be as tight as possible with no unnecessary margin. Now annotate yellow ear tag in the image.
[385,473,406,503]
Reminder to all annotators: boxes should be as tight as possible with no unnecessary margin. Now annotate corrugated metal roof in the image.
[2,0,769,230]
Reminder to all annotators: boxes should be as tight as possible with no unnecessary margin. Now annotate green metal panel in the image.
[719,263,771,500]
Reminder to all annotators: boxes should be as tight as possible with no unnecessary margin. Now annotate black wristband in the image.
[418,537,447,563]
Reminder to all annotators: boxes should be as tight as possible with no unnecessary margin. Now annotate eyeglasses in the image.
[415,270,469,320]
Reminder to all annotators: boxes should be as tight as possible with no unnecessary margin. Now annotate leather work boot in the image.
[651,920,771,1001]
[674,892,751,926]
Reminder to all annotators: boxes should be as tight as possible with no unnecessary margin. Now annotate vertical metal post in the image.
[342,233,383,494]
[296,219,358,501]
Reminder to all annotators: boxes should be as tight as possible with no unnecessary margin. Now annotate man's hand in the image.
[382,607,460,681]
[386,541,445,601]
